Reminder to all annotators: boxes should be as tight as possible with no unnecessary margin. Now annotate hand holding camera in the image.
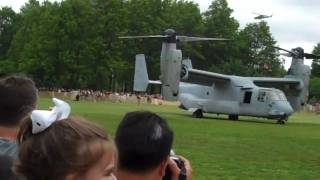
[163,150,192,180]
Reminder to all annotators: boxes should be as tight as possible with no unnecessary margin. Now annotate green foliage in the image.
[237,21,284,76]
[1,0,286,90]
[311,43,320,77]
[202,0,239,70]
[309,78,320,102]
[0,7,21,75]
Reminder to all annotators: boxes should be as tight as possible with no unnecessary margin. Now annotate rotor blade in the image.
[280,53,292,57]
[177,36,230,42]
[252,12,260,15]
[272,46,293,53]
[272,46,300,57]
[304,53,320,59]
[119,35,168,39]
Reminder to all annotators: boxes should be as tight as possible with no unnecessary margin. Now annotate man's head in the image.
[0,75,37,127]
[115,111,173,173]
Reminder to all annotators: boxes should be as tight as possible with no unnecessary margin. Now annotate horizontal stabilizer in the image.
[149,80,162,85]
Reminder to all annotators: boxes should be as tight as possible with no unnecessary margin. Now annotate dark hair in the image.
[14,117,116,180]
[0,75,37,127]
[115,111,173,172]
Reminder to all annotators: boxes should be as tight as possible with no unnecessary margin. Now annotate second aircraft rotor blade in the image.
[177,36,230,42]
[119,35,168,39]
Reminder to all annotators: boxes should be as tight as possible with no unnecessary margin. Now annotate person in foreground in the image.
[0,75,37,158]
[14,98,117,180]
[115,111,192,180]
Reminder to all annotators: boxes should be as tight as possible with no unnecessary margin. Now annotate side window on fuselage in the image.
[243,91,252,104]
[257,91,266,102]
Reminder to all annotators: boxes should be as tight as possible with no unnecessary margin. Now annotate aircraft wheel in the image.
[229,114,239,120]
[192,109,203,118]
[281,114,289,121]
[277,120,285,125]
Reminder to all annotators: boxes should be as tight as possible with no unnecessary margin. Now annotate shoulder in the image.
[0,139,18,159]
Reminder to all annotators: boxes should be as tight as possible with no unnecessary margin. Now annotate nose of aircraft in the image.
[284,103,294,116]
[274,101,294,116]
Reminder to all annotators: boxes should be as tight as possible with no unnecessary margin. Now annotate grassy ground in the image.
[39,98,320,179]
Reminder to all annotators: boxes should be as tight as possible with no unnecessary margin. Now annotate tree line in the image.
[0,0,319,101]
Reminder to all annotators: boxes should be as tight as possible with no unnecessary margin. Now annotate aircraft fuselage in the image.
[178,80,294,120]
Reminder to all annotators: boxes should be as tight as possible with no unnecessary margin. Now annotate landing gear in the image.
[229,114,239,120]
[192,109,203,118]
[277,114,288,125]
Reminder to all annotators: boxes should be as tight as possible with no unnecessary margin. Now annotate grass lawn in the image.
[39,98,320,179]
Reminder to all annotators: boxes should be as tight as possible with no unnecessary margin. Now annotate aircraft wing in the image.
[181,69,231,86]
[249,77,301,87]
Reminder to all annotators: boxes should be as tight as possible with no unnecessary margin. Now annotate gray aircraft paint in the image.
[125,29,317,123]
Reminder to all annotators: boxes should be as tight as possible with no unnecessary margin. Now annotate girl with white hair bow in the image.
[14,98,118,180]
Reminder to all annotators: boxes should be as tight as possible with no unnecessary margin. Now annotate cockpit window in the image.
[277,91,287,101]
[270,91,287,101]
[258,90,287,102]
[269,92,278,101]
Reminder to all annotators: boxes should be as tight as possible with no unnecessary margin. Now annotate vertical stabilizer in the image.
[134,54,149,92]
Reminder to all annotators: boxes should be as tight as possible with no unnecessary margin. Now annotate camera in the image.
[163,150,187,180]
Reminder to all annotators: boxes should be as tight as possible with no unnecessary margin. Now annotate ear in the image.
[159,156,170,176]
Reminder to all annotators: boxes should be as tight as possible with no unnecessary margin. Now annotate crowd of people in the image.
[41,88,164,105]
[0,75,192,180]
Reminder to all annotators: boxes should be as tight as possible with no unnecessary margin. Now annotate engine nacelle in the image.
[161,49,182,101]
[181,65,189,80]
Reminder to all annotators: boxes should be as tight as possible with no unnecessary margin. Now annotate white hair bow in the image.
[31,98,71,134]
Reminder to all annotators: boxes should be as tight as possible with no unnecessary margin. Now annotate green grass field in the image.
[39,98,320,179]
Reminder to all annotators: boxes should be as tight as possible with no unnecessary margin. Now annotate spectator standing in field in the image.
[115,111,192,180]
[0,76,37,158]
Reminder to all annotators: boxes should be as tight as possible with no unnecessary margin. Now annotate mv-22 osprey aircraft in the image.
[120,29,320,124]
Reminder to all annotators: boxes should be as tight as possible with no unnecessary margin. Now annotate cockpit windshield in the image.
[257,89,287,102]
[269,91,287,101]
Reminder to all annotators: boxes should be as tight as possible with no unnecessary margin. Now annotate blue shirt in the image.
[0,138,17,159]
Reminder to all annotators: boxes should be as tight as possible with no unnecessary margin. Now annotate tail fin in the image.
[134,54,161,92]
[134,54,149,92]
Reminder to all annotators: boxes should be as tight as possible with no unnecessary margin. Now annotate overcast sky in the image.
[1,0,319,69]
[196,0,320,68]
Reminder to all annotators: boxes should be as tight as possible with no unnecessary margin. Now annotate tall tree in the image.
[202,0,239,71]
[309,43,320,102]
[311,43,320,77]
[0,7,20,75]
[7,0,42,78]
[309,78,320,102]
[0,7,19,59]
[237,21,283,76]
